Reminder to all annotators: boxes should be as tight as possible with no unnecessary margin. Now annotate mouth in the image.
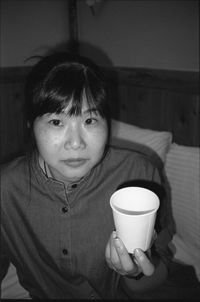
[61,158,88,168]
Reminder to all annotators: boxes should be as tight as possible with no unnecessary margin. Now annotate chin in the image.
[62,170,88,182]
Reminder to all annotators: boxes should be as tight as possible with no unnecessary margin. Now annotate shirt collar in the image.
[31,148,111,192]
[36,153,92,192]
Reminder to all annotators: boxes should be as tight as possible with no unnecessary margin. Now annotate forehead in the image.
[62,98,98,116]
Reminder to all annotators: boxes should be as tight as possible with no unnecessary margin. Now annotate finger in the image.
[134,248,155,276]
[110,231,122,271]
[105,233,111,259]
[114,237,138,275]
[105,233,113,269]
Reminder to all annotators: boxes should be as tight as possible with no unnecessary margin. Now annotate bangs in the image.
[33,64,107,118]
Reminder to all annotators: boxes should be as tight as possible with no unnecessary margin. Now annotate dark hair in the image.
[25,52,111,147]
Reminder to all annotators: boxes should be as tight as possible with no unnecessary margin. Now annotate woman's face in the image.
[33,99,108,184]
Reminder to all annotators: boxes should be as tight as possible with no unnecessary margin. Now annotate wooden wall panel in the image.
[0,81,26,163]
[168,94,199,146]
[105,67,199,147]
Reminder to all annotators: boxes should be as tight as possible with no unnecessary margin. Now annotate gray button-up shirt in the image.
[1,145,174,299]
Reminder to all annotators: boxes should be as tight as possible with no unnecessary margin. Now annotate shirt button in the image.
[62,249,68,255]
[62,206,68,213]
[90,293,95,299]
[71,183,77,189]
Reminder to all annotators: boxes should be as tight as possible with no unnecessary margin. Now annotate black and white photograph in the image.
[1,0,199,300]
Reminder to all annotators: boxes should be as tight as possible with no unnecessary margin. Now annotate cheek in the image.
[34,127,61,152]
[89,127,108,153]
[98,124,108,144]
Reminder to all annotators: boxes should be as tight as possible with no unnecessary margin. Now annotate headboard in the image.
[0,66,199,163]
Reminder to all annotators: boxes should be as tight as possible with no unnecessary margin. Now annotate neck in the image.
[38,155,82,186]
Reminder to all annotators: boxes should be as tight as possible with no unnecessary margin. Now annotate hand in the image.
[105,231,155,278]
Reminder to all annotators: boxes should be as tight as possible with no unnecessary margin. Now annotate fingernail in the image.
[134,248,143,259]
[112,231,117,239]
[115,238,123,251]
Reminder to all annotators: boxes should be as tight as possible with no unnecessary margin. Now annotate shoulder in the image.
[108,145,163,183]
[109,138,164,169]
[100,146,159,183]
[104,146,164,198]
[106,145,154,169]
[1,155,32,216]
[1,155,29,186]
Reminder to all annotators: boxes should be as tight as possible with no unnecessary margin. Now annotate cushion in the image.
[111,119,172,163]
[169,234,200,281]
[1,263,30,299]
[165,143,200,279]
[165,143,200,248]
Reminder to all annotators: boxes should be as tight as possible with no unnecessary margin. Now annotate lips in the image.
[62,158,88,168]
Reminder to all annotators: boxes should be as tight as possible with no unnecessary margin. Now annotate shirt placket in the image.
[59,182,78,274]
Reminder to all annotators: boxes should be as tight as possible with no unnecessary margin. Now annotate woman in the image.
[1,52,174,299]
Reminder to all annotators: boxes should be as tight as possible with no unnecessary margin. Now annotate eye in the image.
[85,118,97,125]
[49,119,63,127]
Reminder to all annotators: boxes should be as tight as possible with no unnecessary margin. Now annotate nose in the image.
[64,122,86,150]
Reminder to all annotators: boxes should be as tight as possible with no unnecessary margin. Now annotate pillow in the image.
[111,119,172,163]
[165,143,200,251]
[169,234,200,281]
[1,263,30,299]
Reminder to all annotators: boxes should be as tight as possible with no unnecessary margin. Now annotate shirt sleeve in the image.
[118,155,175,298]
[133,154,175,267]
[118,151,175,268]
[151,163,175,268]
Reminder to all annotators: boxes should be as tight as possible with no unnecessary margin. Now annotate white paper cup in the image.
[110,187,160,253]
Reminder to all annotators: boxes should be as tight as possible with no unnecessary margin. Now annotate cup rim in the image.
[110,186,160,216]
